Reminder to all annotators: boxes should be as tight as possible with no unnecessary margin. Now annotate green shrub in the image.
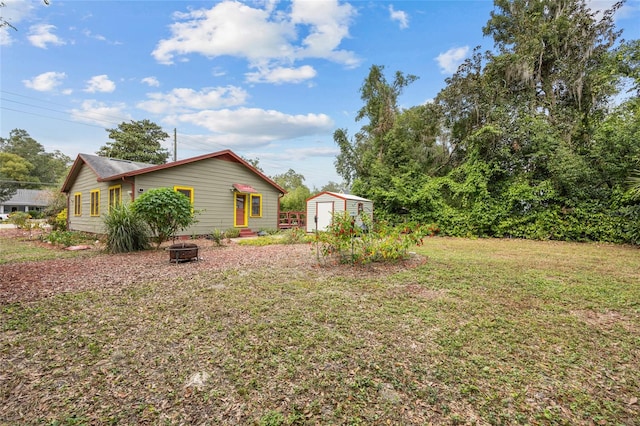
[281,227,308,244]
[9,212,31,229]
[315,212,437,265]
[103,204,149,253]
[209,228,226,246]
[27,210,44,219]
[50,208,68,231]
[132,188,197,248]
[225,228,241,238]
[43,230,89,247]
[258,228,280,235]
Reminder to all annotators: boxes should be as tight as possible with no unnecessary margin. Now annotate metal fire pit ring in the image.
[167,243,199,263]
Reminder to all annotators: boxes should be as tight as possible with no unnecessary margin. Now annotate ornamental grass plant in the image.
[103,203,150,253]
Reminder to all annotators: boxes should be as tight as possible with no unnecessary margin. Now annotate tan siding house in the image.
[61,150,285,236]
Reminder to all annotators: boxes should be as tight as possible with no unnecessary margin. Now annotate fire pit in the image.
[167,243,199,263]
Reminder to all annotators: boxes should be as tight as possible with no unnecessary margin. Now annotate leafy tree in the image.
[0,152,34,202]
[131,187,197,248]
[97,119,170,165]
[272,169,310,211]
[333,0,639,244]
[241,156,263,173]
[318,181,347,193]
[0,129,70,186]
[334,65,418,186]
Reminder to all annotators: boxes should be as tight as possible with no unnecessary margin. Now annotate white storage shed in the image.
[306,191,373,233]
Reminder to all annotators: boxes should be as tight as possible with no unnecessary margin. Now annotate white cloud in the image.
[27,23,65,48]
[84,75,116,93]
[153,2,295,65]
[388,5,409,29]
[586,0,639,20]
[436,46,469,74]
[0,0,33,45]
[81,28,122,45]
[137,86,248,114]
[246,65,317,84]
[22,71,66,91]
[141,76,160,87]
[69,100,130,126]
[289,0,359,65]
[173,107,334,146]
[279,146,340,161]
[152,0,359,82]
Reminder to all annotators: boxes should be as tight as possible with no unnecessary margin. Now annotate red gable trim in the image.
[233,183,258,193]
[97,149,285,194]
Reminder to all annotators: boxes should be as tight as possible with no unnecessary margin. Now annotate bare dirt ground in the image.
[0,229,425,305]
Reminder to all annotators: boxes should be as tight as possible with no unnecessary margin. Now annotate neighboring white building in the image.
[0,189,50,215]
[306,191,373,233]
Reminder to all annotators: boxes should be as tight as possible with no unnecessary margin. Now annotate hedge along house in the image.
[60,150,286,236]
[306,192,373,233]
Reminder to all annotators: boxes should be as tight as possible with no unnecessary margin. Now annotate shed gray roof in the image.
[2,189,50,206]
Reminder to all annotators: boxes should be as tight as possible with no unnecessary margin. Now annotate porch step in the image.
[238,228,257,238]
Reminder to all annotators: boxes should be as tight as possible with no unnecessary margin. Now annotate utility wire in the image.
[1,90,134,124]
[0,106,108,129]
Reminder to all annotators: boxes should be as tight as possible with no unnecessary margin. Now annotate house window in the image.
[109,185,122,211]
[250,194,262,217]
[90,190,100,216]
[74,193,81,216]
[174,186,194,204]
[357,202,364,214]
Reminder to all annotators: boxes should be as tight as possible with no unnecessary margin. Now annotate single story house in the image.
[0,189,50,215]
[60,150,286,236]
[306,191,373,233]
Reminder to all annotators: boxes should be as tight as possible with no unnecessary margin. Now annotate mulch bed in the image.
[0,230,426,305]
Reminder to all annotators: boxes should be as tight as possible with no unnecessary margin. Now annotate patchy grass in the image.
[0,234,98,264]
[1,237,639,424]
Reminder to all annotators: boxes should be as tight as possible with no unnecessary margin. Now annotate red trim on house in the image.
[103,150,286,195]
[61,150,287,196]
[233,183,258,193]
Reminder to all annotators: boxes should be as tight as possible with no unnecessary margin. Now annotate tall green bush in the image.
[132,188,197,248]
[103,204,149,253]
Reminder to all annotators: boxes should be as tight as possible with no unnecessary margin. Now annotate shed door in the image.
[315,202,334,231]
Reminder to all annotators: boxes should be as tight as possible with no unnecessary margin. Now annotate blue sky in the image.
[1,0,639,189]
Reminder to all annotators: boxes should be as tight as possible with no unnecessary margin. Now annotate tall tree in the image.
[0,152,34,202]
[97,119,170,165]
[334,65,418,186]
[483,0,622,141]
[272,169,310,212]
[0,129,70,186]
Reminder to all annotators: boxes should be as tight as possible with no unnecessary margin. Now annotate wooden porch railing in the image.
[279,211,306,229]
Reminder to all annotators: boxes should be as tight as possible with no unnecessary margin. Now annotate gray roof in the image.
[2,189,50,206]
[80,154,154,179]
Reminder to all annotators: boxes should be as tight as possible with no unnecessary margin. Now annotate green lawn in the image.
[1,237,639,425]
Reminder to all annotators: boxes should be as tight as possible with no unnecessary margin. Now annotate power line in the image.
[1,90,134,124]
[0,106,107,129]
